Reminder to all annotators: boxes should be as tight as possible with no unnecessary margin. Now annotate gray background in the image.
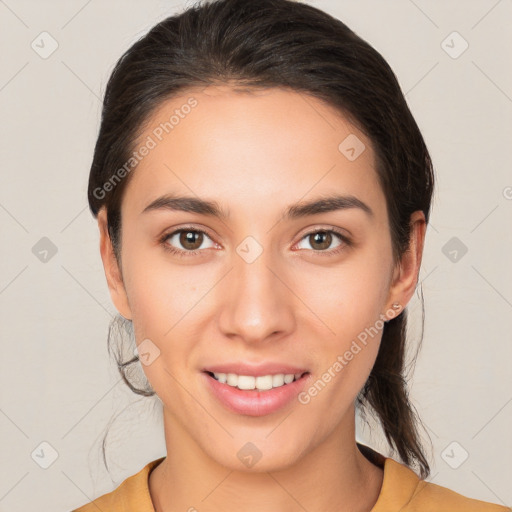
[0,0,511,510]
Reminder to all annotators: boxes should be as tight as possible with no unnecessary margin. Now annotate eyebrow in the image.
[141,193,374,220]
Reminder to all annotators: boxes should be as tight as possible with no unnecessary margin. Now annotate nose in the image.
[217,246,296,345]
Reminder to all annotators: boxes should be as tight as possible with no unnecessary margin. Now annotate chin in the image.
[201,435,310,473]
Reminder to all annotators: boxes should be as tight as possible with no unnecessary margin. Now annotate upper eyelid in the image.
[161,225,215,241]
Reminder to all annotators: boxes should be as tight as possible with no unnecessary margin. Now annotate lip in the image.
[202,371,311,417]
[202,362,309,377]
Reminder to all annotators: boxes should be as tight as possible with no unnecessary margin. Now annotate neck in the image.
[149,404,383,512]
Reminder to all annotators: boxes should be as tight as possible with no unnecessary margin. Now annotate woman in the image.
[73,0,510,510]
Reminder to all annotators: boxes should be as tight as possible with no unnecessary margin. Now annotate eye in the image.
[160,228,216,256]
[295,229,350,254]
[159,226,351,257]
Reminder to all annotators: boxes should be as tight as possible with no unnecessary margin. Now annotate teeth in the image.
[212,372,304,390]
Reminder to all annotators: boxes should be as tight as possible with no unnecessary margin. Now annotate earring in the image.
[384,302,402,323]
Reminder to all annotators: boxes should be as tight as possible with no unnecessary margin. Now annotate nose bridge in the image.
[236,245,276,299]
[218,240,295,342]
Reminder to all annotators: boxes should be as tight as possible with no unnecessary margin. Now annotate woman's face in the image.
[100,85,415,471]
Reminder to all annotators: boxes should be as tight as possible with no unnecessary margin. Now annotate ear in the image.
[97,208,132,320]
[385,210,427,317]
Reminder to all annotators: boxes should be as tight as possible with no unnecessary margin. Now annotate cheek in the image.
[120,254,199,399]
[119,244,218,390]
[295,245,391,339]
[291,243,390,401]
[121,240,205,333]
[297,279,385,423]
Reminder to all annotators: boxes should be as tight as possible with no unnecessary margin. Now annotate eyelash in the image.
[159,226,352,258]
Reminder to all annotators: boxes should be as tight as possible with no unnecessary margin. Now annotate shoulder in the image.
[407,479,511,512]
[71,457,165,512]
[381,457,510,512]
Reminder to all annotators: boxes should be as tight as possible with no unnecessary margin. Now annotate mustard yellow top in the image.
[72,444,511,511]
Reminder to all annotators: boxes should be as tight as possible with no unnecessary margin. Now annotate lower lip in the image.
[203,372,310,417]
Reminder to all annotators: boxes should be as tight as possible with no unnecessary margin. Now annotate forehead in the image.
[122,85,384,219]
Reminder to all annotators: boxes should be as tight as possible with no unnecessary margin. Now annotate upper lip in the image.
[203,362,309,377]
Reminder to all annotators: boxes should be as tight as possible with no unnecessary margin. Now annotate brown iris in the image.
[308,231,332,250]
[180,230,203,250]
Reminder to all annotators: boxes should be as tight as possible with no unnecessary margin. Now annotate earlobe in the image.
[97,208,133,320]
[385,211,427,316]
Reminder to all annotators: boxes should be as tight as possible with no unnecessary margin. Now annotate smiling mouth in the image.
[204,370,310,391]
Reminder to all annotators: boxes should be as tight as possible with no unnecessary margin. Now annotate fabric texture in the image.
[72,443,511,511]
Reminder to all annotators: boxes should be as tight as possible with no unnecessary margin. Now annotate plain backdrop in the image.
[0,0,511,510]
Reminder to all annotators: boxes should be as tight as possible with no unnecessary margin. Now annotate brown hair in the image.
[88,0,434,478]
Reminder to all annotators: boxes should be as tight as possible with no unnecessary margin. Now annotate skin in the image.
[98,85,426,512]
